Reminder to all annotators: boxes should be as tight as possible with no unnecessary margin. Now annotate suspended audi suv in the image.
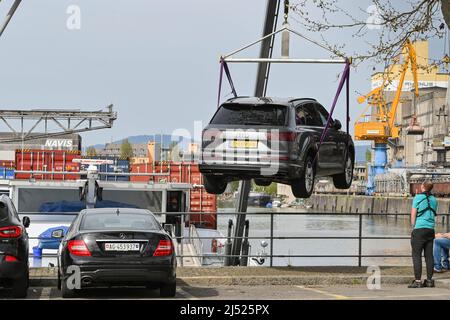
[199,97,355,198]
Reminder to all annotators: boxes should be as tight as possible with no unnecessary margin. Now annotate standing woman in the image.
[408,182,437,288]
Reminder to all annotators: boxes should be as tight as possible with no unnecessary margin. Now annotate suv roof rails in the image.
[225,96,251,102]
[289,98,317,103]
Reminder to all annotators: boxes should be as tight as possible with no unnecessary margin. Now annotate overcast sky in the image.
[0,0,446,147]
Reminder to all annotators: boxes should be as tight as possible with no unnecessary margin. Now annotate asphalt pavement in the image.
[1,284,450,300]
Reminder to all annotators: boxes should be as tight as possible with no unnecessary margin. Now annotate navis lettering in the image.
[45,139,74,148]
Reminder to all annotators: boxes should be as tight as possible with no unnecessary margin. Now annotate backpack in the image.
[416,192,436,217]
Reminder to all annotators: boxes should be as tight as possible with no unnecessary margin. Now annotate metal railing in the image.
[20,211,450,267]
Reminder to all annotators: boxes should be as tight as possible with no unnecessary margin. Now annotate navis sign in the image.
[45,139,74,149]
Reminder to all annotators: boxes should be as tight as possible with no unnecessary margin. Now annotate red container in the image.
[0,160,14,168]
[15,149,81,180]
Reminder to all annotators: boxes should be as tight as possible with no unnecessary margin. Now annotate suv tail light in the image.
[68,240,91,256]
[153,239,173,257]
[267,131,296,142]
[0,226,22,238]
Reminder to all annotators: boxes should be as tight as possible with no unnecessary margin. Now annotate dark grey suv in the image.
[199,97,354,198]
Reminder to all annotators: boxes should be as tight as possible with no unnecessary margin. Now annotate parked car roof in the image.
[224,96,317,106]
[79,208,153,215]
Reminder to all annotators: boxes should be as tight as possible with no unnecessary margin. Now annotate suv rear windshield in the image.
[210,104,287,126]
[80,213,160,231]
[0,202,9,221]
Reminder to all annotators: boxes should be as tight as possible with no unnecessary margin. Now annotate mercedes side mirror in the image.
[22,216,30,228]
[163,224,174,235]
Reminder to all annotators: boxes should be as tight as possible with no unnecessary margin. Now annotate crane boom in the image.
[387,40,419,130]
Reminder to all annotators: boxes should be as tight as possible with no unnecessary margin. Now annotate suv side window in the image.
[296,103,323,127]
[314,103,331,127]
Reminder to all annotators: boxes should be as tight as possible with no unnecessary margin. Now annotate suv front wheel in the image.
[333,152,354,189]
[290,154,315,198]
[202,175,227,194]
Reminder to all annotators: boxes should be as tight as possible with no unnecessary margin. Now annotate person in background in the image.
[434,232,450,273]
[408,181,437,288]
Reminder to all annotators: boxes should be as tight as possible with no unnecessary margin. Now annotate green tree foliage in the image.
[365,149,372,162]
[85,147,97,157]
[120,139,134,158]
[252,181,278,196]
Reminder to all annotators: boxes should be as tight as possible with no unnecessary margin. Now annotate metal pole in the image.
[0,0,22,38]
[224,58,346,64]
[180,213,184,267]
[231,181,251,265]
[240,220,250,266]
[270,212,274,267]
[224,219,233,266]
[358,214,363,267]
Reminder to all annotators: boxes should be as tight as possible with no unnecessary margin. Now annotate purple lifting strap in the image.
[217,58,238,108]
[315,60,351,162]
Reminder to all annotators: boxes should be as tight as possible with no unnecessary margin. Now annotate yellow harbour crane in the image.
[354,39,424,194]
[354,39,421,144]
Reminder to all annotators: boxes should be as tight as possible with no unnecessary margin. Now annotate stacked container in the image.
[15,149,81,180]
[80,156,130,181]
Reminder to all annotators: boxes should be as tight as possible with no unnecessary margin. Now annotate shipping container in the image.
[0,160,15,168]
[0,166,14,180]
[80,156,130,181]
[15,149,81,180]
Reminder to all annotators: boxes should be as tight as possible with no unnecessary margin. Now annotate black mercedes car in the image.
[56,208,177,298]
[0,195,30,298]
[200,97,355,198]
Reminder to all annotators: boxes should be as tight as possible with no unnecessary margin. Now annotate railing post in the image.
[358,213,362,267]
[270,212,274,267]
[180,213,184,267]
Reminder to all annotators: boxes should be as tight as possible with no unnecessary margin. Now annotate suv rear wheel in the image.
[202,175,227,194]
[291,154,315,198]
[333,152,354,189]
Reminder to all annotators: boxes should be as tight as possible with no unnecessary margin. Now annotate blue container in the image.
[33,246,42,258]
[0,166,14,180]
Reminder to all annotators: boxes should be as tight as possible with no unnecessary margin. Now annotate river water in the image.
[216,207,449,267]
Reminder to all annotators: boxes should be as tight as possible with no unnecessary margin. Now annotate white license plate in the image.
[104,243,140,251]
